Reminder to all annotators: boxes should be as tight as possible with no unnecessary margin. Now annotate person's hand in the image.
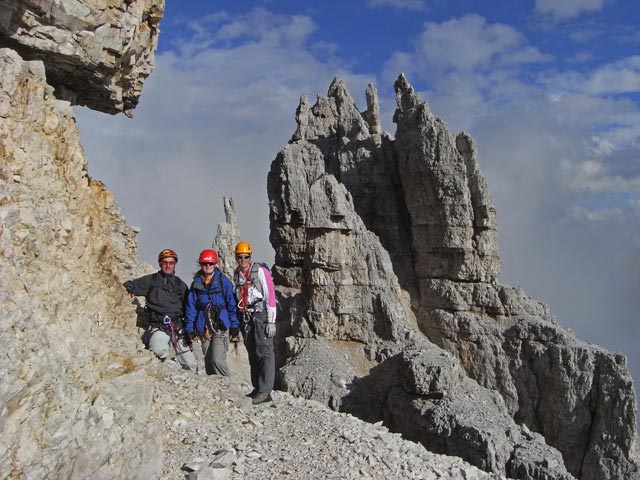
[265,323,276,338]
[229,327,240,338]
[267,306,277,324]
[183,331,193,346]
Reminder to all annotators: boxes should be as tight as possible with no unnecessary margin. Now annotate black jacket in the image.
[123,271,188,316]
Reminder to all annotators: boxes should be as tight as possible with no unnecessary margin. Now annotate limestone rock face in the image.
[0,0,163,116]
[268,75,639,480]
[269,78,574,480]
[0,47,160,478]
[393,74,500,285]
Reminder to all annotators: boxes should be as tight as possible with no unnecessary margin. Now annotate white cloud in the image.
[618,30,640,46]
[76,8,376,280]
[383,14,551,131]
[543,56,640,95]
[569,205,622,221]
[569,51,593,63]
[568,24,604,43]
[629,199,640,216]
[584,56,640,95]
[184,8,316,47]
[384,15,640,199]
[412,14,547,72]
[587,135,614,156]
[534,0,610,20]
[560,158,640,193]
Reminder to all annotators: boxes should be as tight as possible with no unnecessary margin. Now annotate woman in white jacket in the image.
[233,241,277,405]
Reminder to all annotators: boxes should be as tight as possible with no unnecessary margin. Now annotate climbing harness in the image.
[141,313,190,352]
[165,315,191,353]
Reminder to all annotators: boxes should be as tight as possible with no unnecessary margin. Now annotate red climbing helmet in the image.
[198,249,219,264]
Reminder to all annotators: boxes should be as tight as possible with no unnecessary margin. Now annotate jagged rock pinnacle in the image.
[268,76,639,480]
[214,196,241,280]
[363,83,382,135]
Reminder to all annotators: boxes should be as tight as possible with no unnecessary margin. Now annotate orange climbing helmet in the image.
[235,241,252,255]
[198,249,219,264]
[158,248,178,263]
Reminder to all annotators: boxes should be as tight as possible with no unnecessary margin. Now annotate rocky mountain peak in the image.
[292,76,378,143]
[394,72,432,121]
[363,82,382,135]
[393,74,500,285]
[268,75,639,480]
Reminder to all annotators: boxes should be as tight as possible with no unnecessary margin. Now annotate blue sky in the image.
[76,0,640,401]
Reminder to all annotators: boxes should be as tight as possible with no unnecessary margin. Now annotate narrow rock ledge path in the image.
[146,350,505,480]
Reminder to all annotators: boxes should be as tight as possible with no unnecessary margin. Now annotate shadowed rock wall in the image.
[268,75,639,480]
[392,75,639,480]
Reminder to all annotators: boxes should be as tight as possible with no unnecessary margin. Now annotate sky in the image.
[75,0,640,403]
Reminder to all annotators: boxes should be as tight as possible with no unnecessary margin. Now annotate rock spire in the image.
[267,75,639,480]
[214,196,241,279]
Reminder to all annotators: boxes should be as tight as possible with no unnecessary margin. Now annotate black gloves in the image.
[229,327,240,338]
[183,331,192,346]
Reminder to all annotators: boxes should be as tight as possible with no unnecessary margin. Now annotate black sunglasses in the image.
[200,262,216,266]
[235,254,251,259]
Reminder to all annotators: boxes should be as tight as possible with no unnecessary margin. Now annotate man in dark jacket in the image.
[123,248,197,370]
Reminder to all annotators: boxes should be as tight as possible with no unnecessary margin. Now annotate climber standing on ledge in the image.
[123,248,197,371]
[233,241,277,405]
[183,248,239,376]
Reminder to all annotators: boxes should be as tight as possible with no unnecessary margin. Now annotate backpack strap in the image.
[204,270,225,303]
[249,262,268,295]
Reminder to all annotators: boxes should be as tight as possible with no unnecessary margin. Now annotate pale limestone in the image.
[0,0,164,115]
[0,47,158,478]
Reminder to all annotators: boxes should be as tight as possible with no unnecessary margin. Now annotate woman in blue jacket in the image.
[184,249,239,376]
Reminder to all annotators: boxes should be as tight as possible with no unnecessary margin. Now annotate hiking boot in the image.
[245,389,258,398]
[252,392,272,405]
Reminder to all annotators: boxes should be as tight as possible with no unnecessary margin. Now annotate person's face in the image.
[200,261,216,276]
[236,253,251,270]
[160,258,176,275]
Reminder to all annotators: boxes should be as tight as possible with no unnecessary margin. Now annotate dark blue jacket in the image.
[184,269,239,335]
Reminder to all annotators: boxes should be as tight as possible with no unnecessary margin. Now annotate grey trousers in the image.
[243,310,275,393]
[200,330,229,376]
[148,328,197,371]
